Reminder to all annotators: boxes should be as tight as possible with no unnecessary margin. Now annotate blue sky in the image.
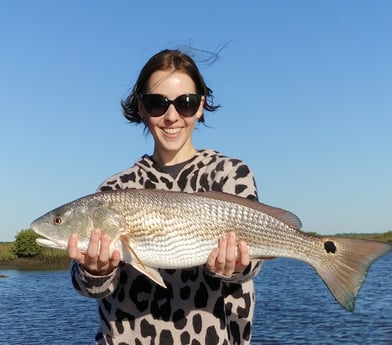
[1,1,391,242]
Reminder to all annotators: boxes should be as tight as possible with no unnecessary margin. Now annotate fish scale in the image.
[115,191,292,264]
[31,188,392,312]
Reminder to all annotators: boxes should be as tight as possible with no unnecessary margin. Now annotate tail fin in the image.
[312,236,391,312]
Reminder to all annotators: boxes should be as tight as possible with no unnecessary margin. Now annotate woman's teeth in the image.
[163,128,181,134]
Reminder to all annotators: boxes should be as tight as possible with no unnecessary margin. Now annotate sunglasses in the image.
[140,94,201,117]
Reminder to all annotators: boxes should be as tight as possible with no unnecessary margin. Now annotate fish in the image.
[30,188,392,312]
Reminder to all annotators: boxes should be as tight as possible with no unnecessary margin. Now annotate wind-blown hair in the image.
[121,49,220,125]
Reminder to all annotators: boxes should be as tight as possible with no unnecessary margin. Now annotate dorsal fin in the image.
[195,191,302,229]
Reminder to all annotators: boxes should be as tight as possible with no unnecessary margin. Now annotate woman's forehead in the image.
[147,70,196,94]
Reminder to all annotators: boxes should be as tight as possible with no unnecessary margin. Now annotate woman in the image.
[68,49,262,345]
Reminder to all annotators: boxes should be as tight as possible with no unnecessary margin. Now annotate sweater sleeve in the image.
[70,260,121,298]
[204,260,262,284]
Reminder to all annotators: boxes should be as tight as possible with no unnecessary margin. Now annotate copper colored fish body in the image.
[31,189,392,312]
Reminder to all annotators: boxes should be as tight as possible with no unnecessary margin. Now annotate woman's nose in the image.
[163,104,180,121]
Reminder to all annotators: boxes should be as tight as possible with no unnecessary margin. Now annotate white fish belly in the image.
[130,236,216,268]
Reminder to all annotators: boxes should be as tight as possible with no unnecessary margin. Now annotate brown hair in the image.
[121,49,220,124]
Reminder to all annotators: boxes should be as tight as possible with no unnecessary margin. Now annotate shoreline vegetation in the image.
[1,231,391,271]
[0,243,71,271]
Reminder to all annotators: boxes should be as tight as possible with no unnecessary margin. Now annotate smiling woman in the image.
[66,49,263,345]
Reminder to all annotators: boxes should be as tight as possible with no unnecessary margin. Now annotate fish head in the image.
[30,198,97,251]
[31,194,127,252]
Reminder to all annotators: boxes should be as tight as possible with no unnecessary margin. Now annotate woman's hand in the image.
[205,232,250,276]
[68,229,121,276]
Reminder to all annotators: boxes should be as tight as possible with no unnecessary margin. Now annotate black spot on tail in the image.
[324,241,337,254]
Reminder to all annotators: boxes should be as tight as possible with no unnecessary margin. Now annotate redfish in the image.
[31,189,392,311]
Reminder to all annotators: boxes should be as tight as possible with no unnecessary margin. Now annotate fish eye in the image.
[53,216,63,225]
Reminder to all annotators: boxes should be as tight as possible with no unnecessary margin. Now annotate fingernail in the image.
[239,241,248,249]
[68,234,77,245]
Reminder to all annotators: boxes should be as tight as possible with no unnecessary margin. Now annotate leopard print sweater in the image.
[71,149,262,345]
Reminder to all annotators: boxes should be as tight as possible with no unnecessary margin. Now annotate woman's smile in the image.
[161,127,183,136]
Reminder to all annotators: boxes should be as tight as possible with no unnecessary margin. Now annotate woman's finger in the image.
[235,240,250,272]
[86,229,102,259]
[224,232,237,275]
[67,233,84,262]
[206,246,219,272]
[215,235,227,274]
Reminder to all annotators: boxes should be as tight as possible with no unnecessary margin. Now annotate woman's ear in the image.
[138,99,146,119]
[196,96,205,121]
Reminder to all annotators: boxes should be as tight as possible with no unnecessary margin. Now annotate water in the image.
[0,254,391,345]
[253,254,392,344]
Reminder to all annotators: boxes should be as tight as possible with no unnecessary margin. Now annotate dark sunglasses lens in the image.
[142,94,201,117]
[174,94,200,117]
[142,95,168,117]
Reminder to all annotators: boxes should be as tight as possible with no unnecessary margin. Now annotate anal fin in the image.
[131,261,167,288]
[119,234,167,288]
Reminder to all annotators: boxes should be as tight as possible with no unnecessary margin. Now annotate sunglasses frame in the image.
[140,93,202,117]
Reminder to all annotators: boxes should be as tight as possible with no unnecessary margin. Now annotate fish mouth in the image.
[35,237,68,250]
[30,221,68,250]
